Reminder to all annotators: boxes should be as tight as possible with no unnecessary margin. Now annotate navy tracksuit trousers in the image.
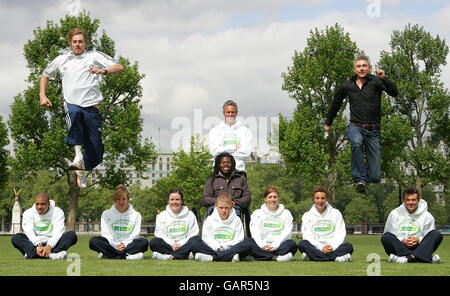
[381,230,443,263]
[64,102,104,171]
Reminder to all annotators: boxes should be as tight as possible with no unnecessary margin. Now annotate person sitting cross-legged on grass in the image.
[11,192,77,260]
[298,185,353,262]
[89,185,148,260]
[247,186,297,261]
[191,193,251,262]
[150,188,199,260]
[382,186,443,264]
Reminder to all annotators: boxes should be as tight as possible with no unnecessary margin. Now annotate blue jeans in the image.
[347,124,381,184]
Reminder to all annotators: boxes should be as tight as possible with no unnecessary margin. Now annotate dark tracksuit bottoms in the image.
[64,102,104,171]
[298,240,354,261]
[89,236,149,259]
[247,238,298,261]
[11,231,78,259]
[149,236,199,259]
[189,235,252,261]
[381,230,443,263]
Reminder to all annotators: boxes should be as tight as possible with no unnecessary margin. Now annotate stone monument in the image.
[11,188,22,234]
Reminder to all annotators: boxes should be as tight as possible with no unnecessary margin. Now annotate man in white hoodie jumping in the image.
[208,100,253,174]
[298,186,353,262]
[11,192,77,259]
[382,186,443,263]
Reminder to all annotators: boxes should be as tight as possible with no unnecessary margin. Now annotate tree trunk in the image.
[66,171,80,231]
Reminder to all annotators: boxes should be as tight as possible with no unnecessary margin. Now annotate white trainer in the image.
[195,253,213,262]
[276,252,294,262]
[335,253,352,262]
[152,252,172,260]
[49,251,67,260]
[232,254,240,262]
[126,252,144,260]
[432,254,440,264]
[76,170,87,189]
[388,254,408,263]
[301,252,310,261]
[69,158,85,170]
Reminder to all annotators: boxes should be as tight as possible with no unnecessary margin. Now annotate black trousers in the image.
[149,236,198,259]
[298,240,353,261]
[89,236,148,259]
[189,235,252,261]
[247,238,298,261]
[11,231,78,259]
[381,231,443,263]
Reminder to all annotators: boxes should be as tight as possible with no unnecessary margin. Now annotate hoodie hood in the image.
[399,199,428,217]
[308,202,332,217]
[165,204,189,218]
[32,199,55,217]
[219,119,242,130]
[261,203,285,217]
[110,203,136,216]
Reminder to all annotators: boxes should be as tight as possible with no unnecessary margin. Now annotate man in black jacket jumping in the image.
[324,55,398,193]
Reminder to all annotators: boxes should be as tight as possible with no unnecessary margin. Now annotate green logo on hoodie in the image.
[112,220,133,233]
[214,227,235,241]
[398,221,421,236]
[35,220,53,235]
[168,222,188,239]
[311,220,335,238]
[262,218,284,234]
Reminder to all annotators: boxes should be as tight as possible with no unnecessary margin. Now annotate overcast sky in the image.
[1,0,449,153]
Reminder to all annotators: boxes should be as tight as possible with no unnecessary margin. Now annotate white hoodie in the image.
[22,200,66,247]
[202,207,244,251]
[301,203,347,251]
[101,204,142,250]
[250,203,293,250]
[155,205,199,246]
[383,199,435,242]
[208,120,253,172]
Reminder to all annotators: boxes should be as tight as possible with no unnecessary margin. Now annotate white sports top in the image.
[43,50,118,107]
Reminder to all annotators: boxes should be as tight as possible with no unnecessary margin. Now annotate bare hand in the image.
[40,96,52,107]
[172,243,181,252]
[89,66,106,75]
[324,124,331,132]
[264,244,275,253]
[117,243,126,252]
[375,69,385,79]
[322,244,333,255]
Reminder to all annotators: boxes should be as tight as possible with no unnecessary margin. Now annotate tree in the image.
[133,135,213,222]
[378,23,450,194]
[280,24,360,201]
[8,12,155,230]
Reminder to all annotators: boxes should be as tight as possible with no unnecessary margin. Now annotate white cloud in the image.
[1,0,449,152]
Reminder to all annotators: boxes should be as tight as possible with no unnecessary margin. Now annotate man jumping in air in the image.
[324,55,398,193]
[40,28,123,188]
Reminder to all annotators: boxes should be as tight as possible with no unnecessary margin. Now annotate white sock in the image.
[73,145,83,162]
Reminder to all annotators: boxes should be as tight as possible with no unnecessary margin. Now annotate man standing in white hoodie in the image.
[192,193,251,262]
[298,186,353,262]
[11,192,77,259]
[382,186,443,263]
[89,185,148,260]
[208,100,253,174]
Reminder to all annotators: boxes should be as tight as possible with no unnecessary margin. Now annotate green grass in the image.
[0,235,448,276]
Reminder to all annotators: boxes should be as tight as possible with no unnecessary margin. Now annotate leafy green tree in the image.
[8,12,155,230]
[133,136,212,222]
[378,23,450,193]
[343,196,379,223]
[280,24,360,201]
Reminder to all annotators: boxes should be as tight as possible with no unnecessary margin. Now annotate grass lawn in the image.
[0,235,448,276]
